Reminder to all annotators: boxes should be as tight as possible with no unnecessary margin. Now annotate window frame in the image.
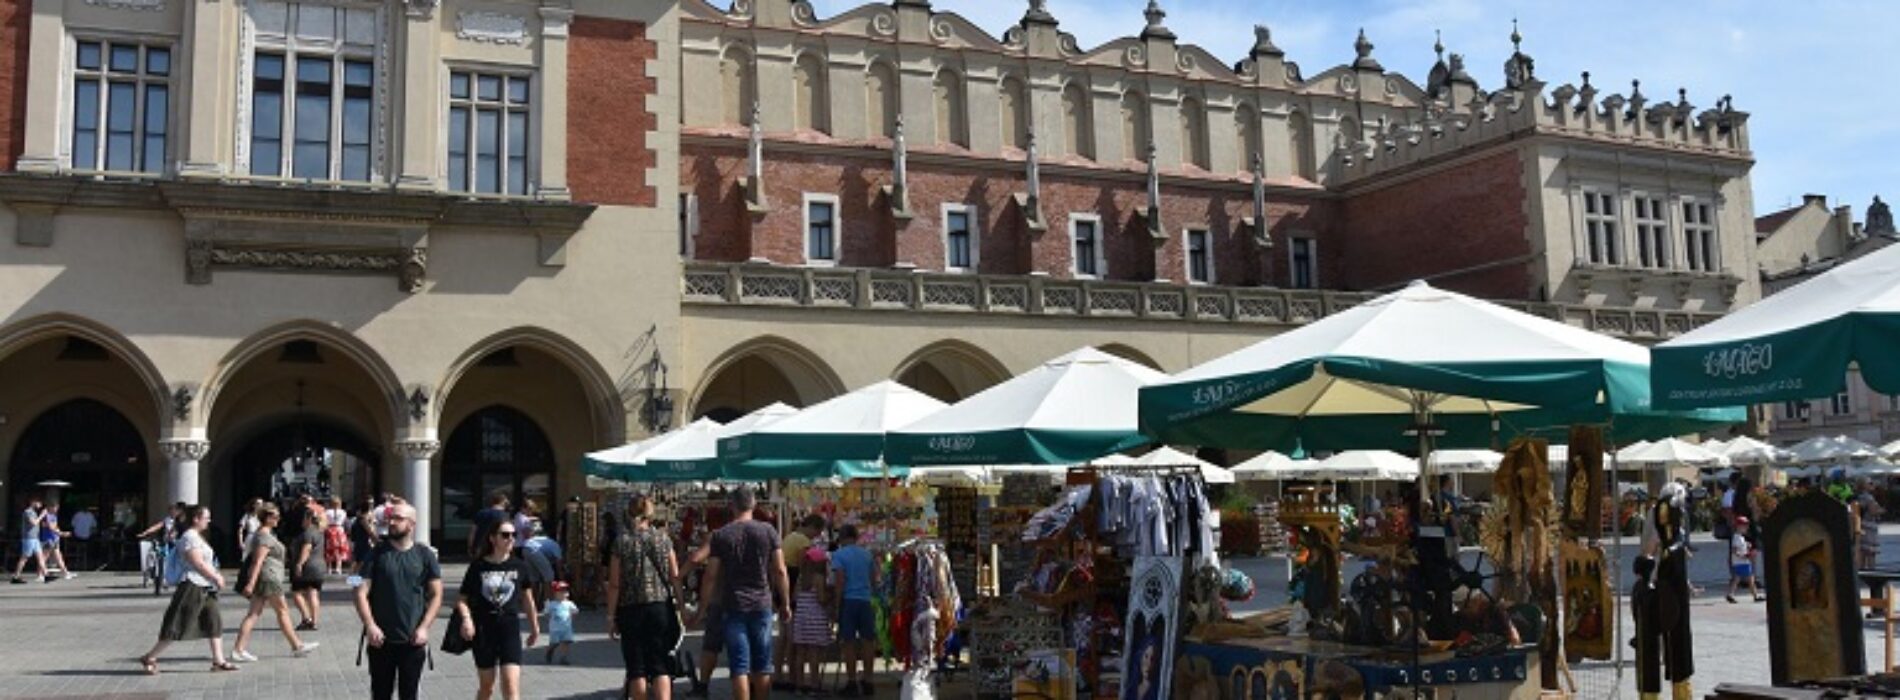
[1631,192,1671,270]
[1070,213,1107,279]
[1579,187,1621,266]
[941,203,979,273]
[1183,228,1213,285]
[1781,400,1809,422]
[802,193,841,267]
[679,192,699,259]
[1681,196,1719,273]
[237,1,387,183]
[1289,236,1318,290]
[445,65,536,197]
[1831,390,1854,417]
[66,36,172,175]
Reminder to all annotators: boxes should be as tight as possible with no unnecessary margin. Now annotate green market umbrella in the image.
[1139,281,1742,456]
[885,347,1167,466]
[636,403,799,481]
[1653,241,1900,408]
[718,381,948,480]
[582,424,695,482]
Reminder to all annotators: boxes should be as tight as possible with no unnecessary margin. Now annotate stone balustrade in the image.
[683,262,1720,341]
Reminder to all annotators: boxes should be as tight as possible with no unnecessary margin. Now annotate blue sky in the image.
[806,0,1900,221]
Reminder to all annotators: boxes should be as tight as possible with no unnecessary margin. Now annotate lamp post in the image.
[644,354,674,433]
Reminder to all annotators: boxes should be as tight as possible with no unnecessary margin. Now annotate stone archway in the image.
[1099,343,1164,371]
[0,315,166,522]
[688,336,844,421]
[892,340,1011,403]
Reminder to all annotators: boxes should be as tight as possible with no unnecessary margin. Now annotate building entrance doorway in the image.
[8,398,150,536]
[442,405,555,556]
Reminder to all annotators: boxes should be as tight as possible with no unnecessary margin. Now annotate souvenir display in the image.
[1762,492,1866,685]
[1563,426,1605,540]
[1119,556,1184,700]
[1561,541,1612,662]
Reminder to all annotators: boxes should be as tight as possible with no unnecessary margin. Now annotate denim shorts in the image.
[723,609,775,677]
[838,598,876,642]
[18,539,40,556]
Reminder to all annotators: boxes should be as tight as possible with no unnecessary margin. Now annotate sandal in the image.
[210,661,241,672]
[138,656,159,675]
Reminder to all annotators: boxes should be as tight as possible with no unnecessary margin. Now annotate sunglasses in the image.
[494,531,517,538]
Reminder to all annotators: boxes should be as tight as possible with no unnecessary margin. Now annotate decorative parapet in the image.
[1334,78,1751,186]
[681,261,1719,340]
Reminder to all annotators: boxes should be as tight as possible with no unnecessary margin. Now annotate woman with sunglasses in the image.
[455,520,541,700]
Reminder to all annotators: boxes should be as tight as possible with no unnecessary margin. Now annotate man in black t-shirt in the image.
[354,504,442,700]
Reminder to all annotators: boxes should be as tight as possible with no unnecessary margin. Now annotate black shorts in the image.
[618,602,675,680]
[473,615,524,669]
[291,577,323,592]
[701,606,725,653]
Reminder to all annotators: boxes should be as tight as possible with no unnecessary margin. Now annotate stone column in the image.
[159,439,211,507]
[395,440,440,544]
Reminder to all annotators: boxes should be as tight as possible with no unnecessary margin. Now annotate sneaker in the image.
[295,621,316,631]
[63,573,77,580]
[231,651,258,663]
[294,642,320,657]
[686,686,710,698]
[9,578,23,584]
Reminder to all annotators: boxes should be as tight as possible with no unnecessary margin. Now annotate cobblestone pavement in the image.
[0,562,936,700]
[9,526,1900,699]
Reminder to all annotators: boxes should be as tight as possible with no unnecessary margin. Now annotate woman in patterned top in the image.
[608,493,681,700]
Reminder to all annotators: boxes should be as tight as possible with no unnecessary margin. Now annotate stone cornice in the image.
[681,132,1333,199]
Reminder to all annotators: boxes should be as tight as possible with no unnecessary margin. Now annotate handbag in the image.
[641,536,693,679]
[441,608,471,655]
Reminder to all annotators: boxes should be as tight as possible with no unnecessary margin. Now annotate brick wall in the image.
[0,0,27,172]
[1338,150,1533,299]
[681,140,1337,285]
[567,16,657,207]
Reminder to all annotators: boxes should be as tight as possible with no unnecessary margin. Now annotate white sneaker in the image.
[63,573,76,580]
[294,642,320,657]
[232,651,258,662]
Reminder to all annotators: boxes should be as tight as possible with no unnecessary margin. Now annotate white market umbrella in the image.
[1095,446,1235,484]
[1786,435,1883,464]
[1885,439,1900,460]
[1718,436,1792,466]
[1313,450,1421,482]
[886,347,1166,466]
[719,381,948,480]
[1616,438,1728,468]
[1229,451,1319,481]
[1426,449,1505,474]
[625,404,798,481]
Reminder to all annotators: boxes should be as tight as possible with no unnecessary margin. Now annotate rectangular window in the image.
[805,197,837,263]
[71,41,169,173]
[448,70,531,195]
[244,2,380,181]
[1889,394,1899,412]
[1290,237,1317,289]
[1832,391,1853,416]
[1781,401,1809,421]
[1582,190,1620,265]
[1683,201,1718,272]
[1072,218,1102,277]
[944,205,976,271]
[1634,195,1669,269]
[679,193,698,258]
[1185,229,1211,283]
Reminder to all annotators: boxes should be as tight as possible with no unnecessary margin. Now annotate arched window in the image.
[1061,81,1093,160]
[720,46,755,126]
[867,61,898,139]
[1180,96,1209,169]
[1000,76,1029,150]
[442,405,556,553]
[1235,102,1262,173]
[933,69,968,147]
[1338,116,1361,148]
[793,53,829,134]
[1121,90,1150,161]
[1287,110,1315,180]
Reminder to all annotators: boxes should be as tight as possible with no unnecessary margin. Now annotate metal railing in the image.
[682,261,1722,339]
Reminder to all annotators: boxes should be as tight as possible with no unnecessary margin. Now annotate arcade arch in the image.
[891,340,1010,403]
[689,337,844,422]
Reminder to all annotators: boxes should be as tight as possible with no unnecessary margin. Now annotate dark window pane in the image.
[808,202,834,260]
[72,80,99,170]
[476,109,500,193]
[507,77,529,105]
[109,45,137,73]
[450,72,470,99]
[344,60,372,88]
[77,42,101,71]
[507,111,527,195]
[256,53,285,81]
[448,107,469,191]
[146,47,170,76]
[341,93,370,180]
[293,92,331,179]
[142,84,168,173]
[478,75,501,102]
[105,81,136,170]
[251,73,284,176]
[297,56,331,85]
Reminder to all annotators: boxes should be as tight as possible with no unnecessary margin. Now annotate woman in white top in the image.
[140,505,236,674]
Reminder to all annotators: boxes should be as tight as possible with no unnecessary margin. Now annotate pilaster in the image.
[179,0,230,177]
[535,6,573,200]
[396,3,443,191]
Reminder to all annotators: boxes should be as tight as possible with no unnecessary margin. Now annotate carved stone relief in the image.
[457,11,530,45]
[85,0,164,11]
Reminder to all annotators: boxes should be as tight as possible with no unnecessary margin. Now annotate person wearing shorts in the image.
[12,497,47,584]
[455,520,540,700]
[1727,517,1762,603]
[701,486,790,700]
[829,524,881,697]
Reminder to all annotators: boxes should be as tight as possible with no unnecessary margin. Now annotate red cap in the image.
[552,581,569,592]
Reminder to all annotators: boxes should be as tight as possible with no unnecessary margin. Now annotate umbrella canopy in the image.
[1313,450,1421,482]
[1426,449,1505,474]
[885,347,1166,466]
[1716,436,1791,466]
[719,381,948,480]
[1094,447,1235,484]
[1615,438,1728,467]
[1229,451,1315,481]
[1885,439,1900,460]
[582,432,667,481]
[622,404,798,482]
[1140,281,1742,454]
[1653,242,1900,408]
[1786,435,1883,464]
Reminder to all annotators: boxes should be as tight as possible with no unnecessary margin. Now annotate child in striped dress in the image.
[792,547,834,696]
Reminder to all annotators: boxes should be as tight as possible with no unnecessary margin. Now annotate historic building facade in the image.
[0,0,1764,551]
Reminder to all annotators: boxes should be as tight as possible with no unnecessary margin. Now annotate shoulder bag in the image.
[640,534,693,679]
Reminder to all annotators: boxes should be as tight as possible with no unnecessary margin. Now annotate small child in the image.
[792,546,834,696]
[1727,517,1763,604]
[543,581,580,664]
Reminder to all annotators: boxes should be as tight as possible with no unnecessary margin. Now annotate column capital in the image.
[394,439,441,460]
[159,439,211,461]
